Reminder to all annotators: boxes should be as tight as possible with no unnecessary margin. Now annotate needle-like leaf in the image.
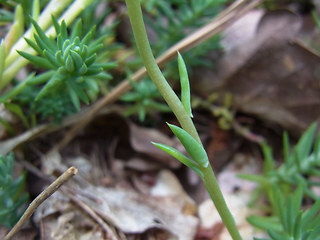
[152,142,204,178]
[167,123,209,168]
[177,51,193,118]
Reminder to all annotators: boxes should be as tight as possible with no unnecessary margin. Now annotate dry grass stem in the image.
[64,188,122,240]
[4,167,78,240]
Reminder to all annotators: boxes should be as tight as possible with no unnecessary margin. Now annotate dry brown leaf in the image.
[150,170,198,216]
[0,227,37,240]
[59,112,180,176]
[129,123,180,168]
[192,9,320,135]
[77,185,198,240]
[39,208,106,240]
[33,169,198,240]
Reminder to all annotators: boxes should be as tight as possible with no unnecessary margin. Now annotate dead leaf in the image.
[0,227,37,240]
[129,123,180,168]
[193,9,320,135]
[77,185,198,240]
[59,112,180,178]
[39,209,106,240]
[224,41,320,135]
[150,170,198,216]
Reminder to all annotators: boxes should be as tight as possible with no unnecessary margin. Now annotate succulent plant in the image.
[17,16,116,111]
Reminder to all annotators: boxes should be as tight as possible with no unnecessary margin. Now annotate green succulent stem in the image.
[125,0,242,239]
[125,0,200,143]
[202,166,242,240]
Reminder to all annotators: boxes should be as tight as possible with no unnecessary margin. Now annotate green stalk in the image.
[124,0,200,143]
[124,1,242,240]
[202,166,242,240]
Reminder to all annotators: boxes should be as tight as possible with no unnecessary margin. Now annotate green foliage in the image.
[0,8,14,23]
[1,14,117,123]
[13,83,76,124]
[20,17,115,109]
[240,123,320,239]
[241,123,320,200]
[124,0,225,121]
[142,0,225,56]
[145,0,225,72]
[121,77,170,122]
[250,184,320,240]
[0,0,41,26]
[0,152,28,228]
[153,122,209,179]
[122,52,194,122]
[144,0,223,74]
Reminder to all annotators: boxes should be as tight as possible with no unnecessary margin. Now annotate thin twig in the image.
[16,158,121,239]
[231,121,265,144]
[63,188,122,240]
[4,166,78,240]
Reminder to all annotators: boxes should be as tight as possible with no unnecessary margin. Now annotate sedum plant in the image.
[250,183,320,240]
[240,123,320,239]
[0,0,120,125]
[124,0,242,239]
[0,152,28,228]
[0,0,96,88]
[17,17,115,109]
[0,14,117,123]
[240,123,320,202]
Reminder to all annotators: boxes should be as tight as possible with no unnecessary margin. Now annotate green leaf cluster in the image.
[0,152,28,228]
[0,0,46,26]
[251,184,320,240]
[19,16,116,110]
[0,0,24,23]
[122,52,193,122]
[241,123,320,200]
[240,123,320,239]
[1,15,117,123]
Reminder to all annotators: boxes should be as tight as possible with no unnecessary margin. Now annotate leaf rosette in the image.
[17,16,116,111]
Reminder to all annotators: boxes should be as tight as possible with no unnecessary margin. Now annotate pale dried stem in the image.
[3,167,78,240]
[64,188,122,240]
[17,158,121,239]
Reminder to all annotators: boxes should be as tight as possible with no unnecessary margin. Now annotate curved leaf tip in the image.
[152,142,204,178]
[167,123,209,168]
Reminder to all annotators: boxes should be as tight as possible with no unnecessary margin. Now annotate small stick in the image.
[231,121,265,144]
[63,188,121,240]
[4,166,78,240]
